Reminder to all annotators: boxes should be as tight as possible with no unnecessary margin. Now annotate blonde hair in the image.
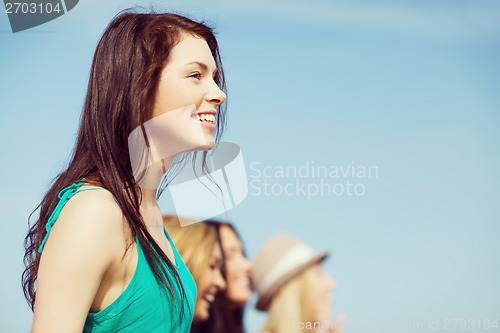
[262,267,316,333]
[163,215,217,287]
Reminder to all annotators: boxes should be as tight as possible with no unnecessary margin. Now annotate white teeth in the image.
[197,114,215,122]
[205,294,215,303]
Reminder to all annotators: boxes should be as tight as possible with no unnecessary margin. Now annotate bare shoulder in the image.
[41,186,127,260]
[61,187,124,227]
[33,187,128,332]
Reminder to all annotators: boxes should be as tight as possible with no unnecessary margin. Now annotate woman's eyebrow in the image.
[185,61,218,76]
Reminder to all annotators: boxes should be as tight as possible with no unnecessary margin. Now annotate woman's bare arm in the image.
[31,189,124,333]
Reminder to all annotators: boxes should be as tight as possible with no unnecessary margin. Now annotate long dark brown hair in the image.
[191,220,249,333]
[22,11,227,315]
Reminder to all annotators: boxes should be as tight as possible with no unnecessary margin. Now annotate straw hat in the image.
[251,234,329,311]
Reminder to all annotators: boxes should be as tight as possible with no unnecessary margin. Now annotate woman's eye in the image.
[189,72,202,80]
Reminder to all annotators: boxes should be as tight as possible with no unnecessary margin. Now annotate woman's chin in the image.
[202,137,215,150]
[193,301,211,322]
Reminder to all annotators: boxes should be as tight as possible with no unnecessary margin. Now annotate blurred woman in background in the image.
[163,215,226,324]
[196,220,252,333]
[252,234,345,333]
[164,216,251,333]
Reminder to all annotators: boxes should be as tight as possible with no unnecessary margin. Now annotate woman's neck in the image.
[138,157,173,229]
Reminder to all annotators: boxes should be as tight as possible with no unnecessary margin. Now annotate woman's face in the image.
[310,263,336,321]
[151,33,226,152]
[194,242,226,322]
[219,225,252,306]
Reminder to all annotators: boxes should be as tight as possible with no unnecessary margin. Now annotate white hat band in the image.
[257,243,316,294]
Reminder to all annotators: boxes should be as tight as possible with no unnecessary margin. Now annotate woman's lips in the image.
[200,121,216,132]
[193,110,217,133]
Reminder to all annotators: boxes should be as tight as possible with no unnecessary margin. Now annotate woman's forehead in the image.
[220,226,242,249]
[168,34,216,69]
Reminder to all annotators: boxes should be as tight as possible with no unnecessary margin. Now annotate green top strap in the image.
[76,187,120,206]
[38,179,119,253]
[37,179,196,332]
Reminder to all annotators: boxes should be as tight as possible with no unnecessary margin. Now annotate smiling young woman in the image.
[23,11,227,333]
[163,215,227,324]
[193,220,252,333]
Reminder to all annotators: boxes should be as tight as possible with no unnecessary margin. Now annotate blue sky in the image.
[1,1,499,332]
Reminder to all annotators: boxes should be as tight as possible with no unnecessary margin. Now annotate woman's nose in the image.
[214,269,226,290]
[242,256,252,271]
[206,81,226,106]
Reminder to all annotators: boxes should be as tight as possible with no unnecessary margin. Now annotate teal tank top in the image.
[38,179,197,333]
